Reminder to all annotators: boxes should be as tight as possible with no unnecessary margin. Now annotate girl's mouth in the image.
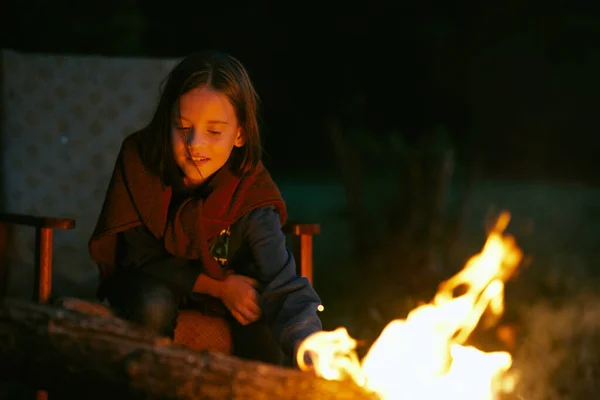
[189,156,210,166]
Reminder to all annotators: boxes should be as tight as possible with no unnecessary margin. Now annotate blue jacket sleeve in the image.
[241,206,323,361]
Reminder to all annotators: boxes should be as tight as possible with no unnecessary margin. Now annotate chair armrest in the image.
[0,213,75,230]
[283,223,320,236]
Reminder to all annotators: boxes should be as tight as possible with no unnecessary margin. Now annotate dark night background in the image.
[2,1,600,398]
[3,0,599,181]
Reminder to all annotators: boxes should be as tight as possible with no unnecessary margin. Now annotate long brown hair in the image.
[138,50,262,183]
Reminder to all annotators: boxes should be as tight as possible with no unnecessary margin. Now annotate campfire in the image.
[297,211,522,400]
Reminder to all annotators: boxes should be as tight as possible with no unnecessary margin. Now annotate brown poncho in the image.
[89,133,287,285]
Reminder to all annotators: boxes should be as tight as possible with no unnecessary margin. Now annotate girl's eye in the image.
[208,130,221,135]
[175,126,191,133]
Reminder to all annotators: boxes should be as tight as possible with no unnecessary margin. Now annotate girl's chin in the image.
[183,166,216,186]
[183,174,206,188]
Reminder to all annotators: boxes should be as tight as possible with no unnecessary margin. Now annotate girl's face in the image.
[171,87,245,187]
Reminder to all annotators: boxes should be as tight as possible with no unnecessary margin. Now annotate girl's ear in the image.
[234,127,246,147]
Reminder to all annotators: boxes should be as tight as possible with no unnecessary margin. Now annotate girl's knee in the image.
[128,281,179,338]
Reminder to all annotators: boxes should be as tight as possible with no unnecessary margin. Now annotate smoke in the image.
[510,291,600,400]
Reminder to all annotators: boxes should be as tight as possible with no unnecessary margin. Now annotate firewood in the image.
[0,299,379,400]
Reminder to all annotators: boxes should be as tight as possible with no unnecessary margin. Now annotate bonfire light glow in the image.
[298,211,522,400]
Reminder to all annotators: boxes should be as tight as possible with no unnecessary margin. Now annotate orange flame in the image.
[298,211,522,399]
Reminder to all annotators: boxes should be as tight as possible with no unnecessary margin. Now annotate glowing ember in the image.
[298,211,522,399]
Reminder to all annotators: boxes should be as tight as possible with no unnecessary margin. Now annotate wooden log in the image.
[0,299,379,400]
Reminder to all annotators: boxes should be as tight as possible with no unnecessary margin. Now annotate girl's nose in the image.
[187,130,207,146]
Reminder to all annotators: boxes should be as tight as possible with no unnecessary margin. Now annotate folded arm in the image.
[120,225,221,297]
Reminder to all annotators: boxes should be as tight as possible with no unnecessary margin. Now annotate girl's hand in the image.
[220,274,261,325]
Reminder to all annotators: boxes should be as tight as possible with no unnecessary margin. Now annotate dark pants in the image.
[105,271,284,365]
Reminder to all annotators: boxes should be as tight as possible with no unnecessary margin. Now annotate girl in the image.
[88,50,322,366]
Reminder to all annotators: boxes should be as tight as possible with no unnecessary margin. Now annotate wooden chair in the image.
[0,212,320,399]
[0,211,320,348]
[0,212,319,300]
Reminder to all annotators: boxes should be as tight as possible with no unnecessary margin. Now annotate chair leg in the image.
[291,234,314,285]
[34,227,52,303]
[34,227,53,400]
